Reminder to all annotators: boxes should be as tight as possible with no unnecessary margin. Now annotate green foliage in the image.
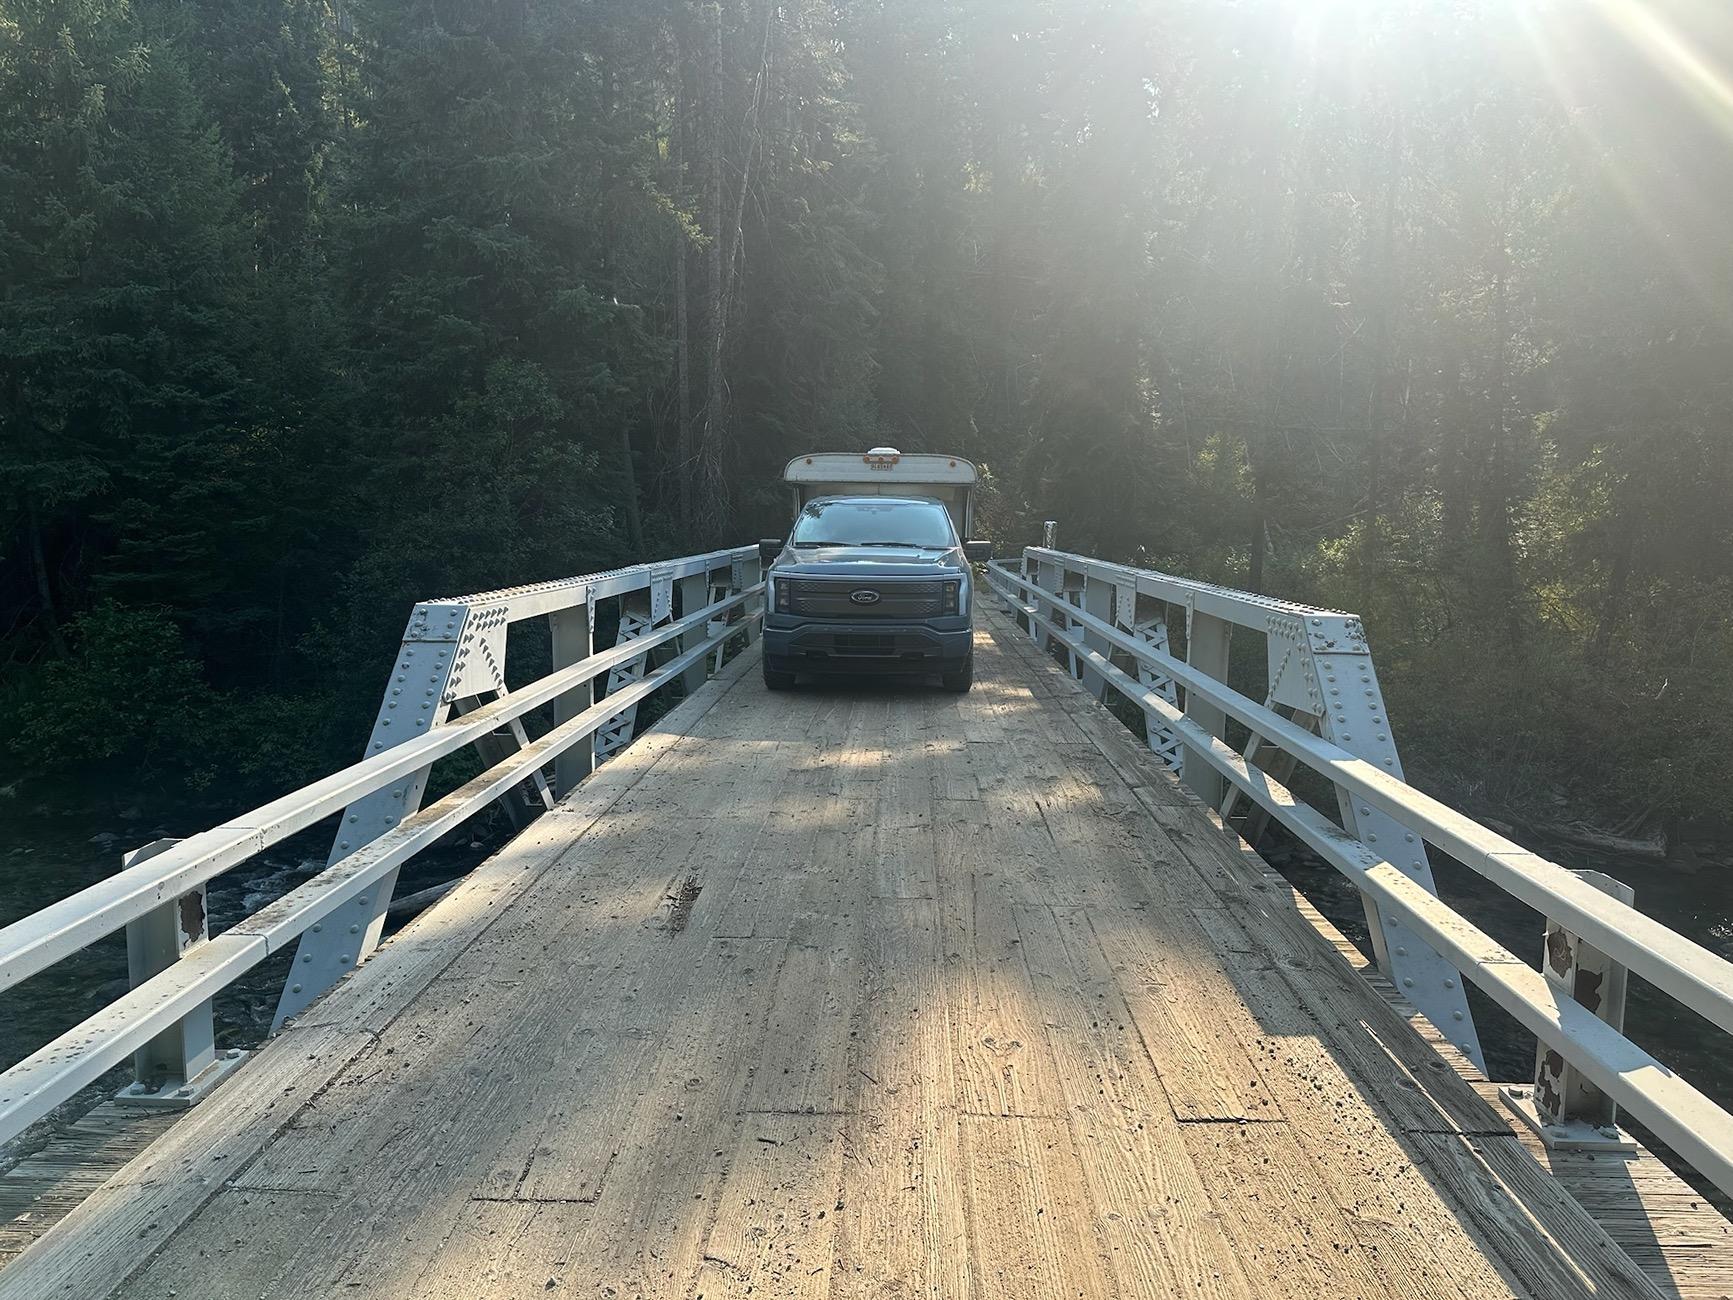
[1,0,1728,824]
[7,603,217,776]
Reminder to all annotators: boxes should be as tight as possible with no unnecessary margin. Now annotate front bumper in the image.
[763,614,972,674]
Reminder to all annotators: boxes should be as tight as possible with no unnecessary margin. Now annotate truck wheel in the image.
[763,659,796,691]
[940,655,973,693]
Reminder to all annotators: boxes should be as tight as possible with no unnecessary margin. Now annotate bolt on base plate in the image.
[114,1049,249,1110]
[1499,1085,1641,1153]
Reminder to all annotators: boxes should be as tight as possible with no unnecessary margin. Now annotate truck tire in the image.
[940,654,973,693]
[763,658,796,691]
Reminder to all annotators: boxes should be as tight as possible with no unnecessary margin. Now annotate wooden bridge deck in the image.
[1,612,1722,1299]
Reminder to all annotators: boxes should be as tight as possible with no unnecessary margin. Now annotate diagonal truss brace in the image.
[1265,610,1487,1073]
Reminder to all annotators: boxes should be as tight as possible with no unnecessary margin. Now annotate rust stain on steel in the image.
[178,891,206,944]
[1545,926,1573,976]
[1537,1050,1566,1118]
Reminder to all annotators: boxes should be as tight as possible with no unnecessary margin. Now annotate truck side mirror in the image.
[758,538,784,566]
[963,540,992,563]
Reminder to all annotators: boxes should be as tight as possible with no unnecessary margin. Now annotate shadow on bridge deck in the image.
[0,612,1715,1299]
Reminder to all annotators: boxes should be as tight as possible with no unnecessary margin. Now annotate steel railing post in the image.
[116,839,246,1106]
[1181,604,1232,808]
[1502,870,1639,1150]
[549,596,596,797]
[1080,575,1113,700]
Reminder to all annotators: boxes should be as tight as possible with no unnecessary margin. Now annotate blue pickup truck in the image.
[759,450,991,692]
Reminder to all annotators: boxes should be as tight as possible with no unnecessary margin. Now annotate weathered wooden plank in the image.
[831,898,969,1300]
[741,911,866,1116]
[1088,904,1281,1123]
[959,1114,1114,1300]
[1011,902,1258,1299]
[12,622,1721,1300]
[687,1113,848,1297]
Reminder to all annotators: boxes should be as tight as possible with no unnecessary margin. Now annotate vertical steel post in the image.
[116,839,245,1106]
[738,553,763,645]
[1499,871,1638,1148]
[1080,575,1114,701]
[677,572,712,697]
[549,596,595,798]
[1181,604,1232,808]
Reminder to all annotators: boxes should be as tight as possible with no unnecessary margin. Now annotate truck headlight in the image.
[773,577,791,613]
[942,580,960,614]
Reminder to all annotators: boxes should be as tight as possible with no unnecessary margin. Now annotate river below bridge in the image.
[3,782,1731,1203]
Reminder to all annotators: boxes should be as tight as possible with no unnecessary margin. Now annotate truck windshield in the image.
[789,499,956,549]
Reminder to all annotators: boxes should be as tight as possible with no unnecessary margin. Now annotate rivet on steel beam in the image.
[1453,1011,1464,1021]
[302,953,312,963]
[350,925,360,934]
[312,924,322,933]
[1444,979,1457,989]
[340,954,352,964]
[1403,978,1415,988]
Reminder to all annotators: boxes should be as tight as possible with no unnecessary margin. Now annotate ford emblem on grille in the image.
[849,588,881,605]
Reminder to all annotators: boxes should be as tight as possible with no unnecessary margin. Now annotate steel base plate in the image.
[1499,1085,1641,1152]
[114,1050,249,1110]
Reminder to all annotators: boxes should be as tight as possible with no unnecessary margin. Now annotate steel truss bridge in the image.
[0,543,1728,1298]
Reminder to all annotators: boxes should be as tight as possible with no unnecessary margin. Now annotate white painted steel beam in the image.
[0,586,761,995]
[423,547,750,624]
[0,613,755,1148]
[989,562,1733,1044]
[995,574,1733,1198]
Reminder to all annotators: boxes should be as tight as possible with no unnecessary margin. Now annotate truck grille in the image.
[787,579,944,619]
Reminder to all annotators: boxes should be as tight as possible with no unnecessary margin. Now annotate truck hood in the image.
[773,544,964,576]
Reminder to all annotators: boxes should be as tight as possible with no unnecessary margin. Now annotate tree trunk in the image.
[698,0,727,540]
[1360,110,1401,607]
[672,32,693,536]
[696,0,773,542]
[619,424,645,551]
[1483,221,1522,649]
[27,502,67,658]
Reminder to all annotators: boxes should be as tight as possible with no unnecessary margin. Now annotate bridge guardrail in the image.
[987,548,1733,1200]
[0,546,763,1144]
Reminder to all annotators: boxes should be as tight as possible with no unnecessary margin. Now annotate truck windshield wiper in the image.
[856,541,928,547]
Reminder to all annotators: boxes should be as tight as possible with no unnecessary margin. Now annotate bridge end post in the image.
[273,603,468,1028]
[1502,870,1641,1151]
[114,839,247,1108]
